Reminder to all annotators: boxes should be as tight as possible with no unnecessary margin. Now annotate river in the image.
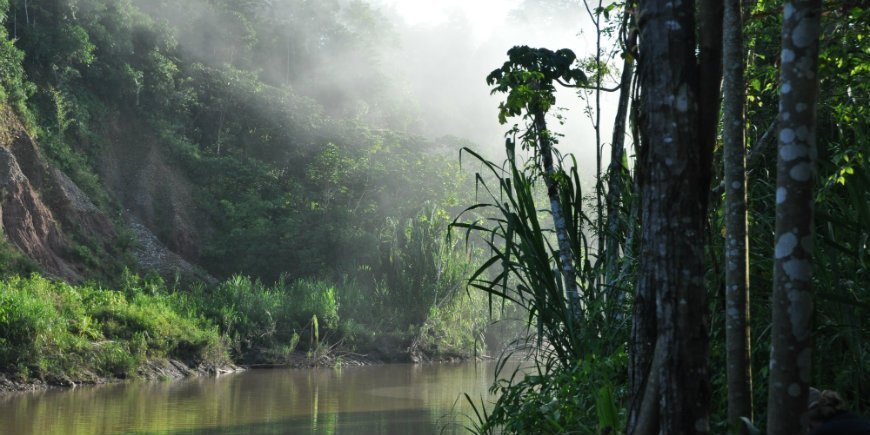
[0,361,511,434]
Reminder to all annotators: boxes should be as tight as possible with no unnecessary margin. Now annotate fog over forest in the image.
[373,0,620,171]
[131,0,618,174]
[1,0,868,433]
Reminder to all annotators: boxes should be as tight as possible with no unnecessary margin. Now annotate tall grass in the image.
[329,204,490,357]
[0,272,345,381]
[453,139,628,433]
[186,275,337,361]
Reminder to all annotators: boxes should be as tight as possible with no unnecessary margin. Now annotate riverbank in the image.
[0,352,372,393]
[0,349,474,393]
[0,274,480,394]
[0,358,245,393]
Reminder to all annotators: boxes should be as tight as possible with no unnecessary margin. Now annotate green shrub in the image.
[474,354,627,434]
[288,278,339,330]
[0,276,65,374]
[93,341,138,378]
[191,275,300,358]
[0,274,226,380]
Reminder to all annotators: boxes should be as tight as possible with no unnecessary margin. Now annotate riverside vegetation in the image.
[0,1,868,434]
[0,0,510,388]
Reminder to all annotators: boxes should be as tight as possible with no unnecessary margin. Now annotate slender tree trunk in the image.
[723,0,753,430]
[766,1,822,434]
[629,1,715,432]
[698,0,724,207]
[591,0,604,295]
[533,110,581,319]
[604,16,637,298]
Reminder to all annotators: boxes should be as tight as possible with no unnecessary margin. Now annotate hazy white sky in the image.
[376,0,520,28]
[373,0,523,42]
[368,0,621,176]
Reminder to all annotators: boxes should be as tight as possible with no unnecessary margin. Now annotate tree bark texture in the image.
[766,1,822,434]
[697,0,724,208]
[604,17,637,296]
[629,1,714,433]
[723,0,753,429]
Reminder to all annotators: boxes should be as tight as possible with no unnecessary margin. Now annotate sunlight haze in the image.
[372,0,522,42]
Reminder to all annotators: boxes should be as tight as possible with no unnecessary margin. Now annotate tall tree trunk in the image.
[604,13,637,299]
[533,110,581,319]
[590,0,605,297]
[629,0,717,432]
[723,0,753,430]
[766,1,822,434]
[698,0,725,208]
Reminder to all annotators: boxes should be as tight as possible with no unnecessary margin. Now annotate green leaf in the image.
[750,78,762,92]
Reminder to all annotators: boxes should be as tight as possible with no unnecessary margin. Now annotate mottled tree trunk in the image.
[723,0,753,430]
[533,110,580,319]
[766,1,822,434]
[628,0,716,433]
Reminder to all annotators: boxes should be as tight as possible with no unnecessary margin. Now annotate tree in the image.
[766,1,822,434]
[486,46,588,321]
[723,0,753,430]
[628,0,722,433]
[603,4,636,299]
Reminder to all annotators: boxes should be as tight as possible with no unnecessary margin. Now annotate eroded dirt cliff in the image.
[0,106,211,283]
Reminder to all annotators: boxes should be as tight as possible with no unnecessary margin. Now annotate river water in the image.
[0,362,509,434]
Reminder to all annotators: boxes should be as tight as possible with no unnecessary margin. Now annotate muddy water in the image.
[0,362,510,434]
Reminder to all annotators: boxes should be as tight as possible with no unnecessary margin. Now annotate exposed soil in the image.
[0,107,101,281]
[0,359,245,393]
[0,105,215,284]
[0,345,473,394]
[96,114,206,263]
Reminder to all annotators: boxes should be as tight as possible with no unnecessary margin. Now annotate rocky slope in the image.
[0,106,208,283]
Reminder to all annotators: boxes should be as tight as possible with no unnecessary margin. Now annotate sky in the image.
[372,0,523,44]
[368,0,621,176]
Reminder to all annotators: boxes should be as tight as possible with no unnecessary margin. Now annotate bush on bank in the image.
[0,274,226,381]
[0,272,348,381]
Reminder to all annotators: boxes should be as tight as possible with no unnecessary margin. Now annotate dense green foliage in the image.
[0,274,226,381]
[458,1,868,433]
[0,0,498,380]
[187,275,335,362]
[1,0,464,282]
[0,263,496,383]
[0,0,32,121]
[727,0,870,420]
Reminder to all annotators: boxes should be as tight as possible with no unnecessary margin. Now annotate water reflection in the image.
[0,362,506,434]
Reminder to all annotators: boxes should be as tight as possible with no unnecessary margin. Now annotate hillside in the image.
[0,0,498,385]
[0,0,469,283]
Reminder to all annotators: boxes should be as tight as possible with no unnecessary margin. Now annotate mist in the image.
[133,0,620,178]
[370,0,621,175]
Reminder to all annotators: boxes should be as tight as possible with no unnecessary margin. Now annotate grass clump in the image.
[187,275,338,361]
